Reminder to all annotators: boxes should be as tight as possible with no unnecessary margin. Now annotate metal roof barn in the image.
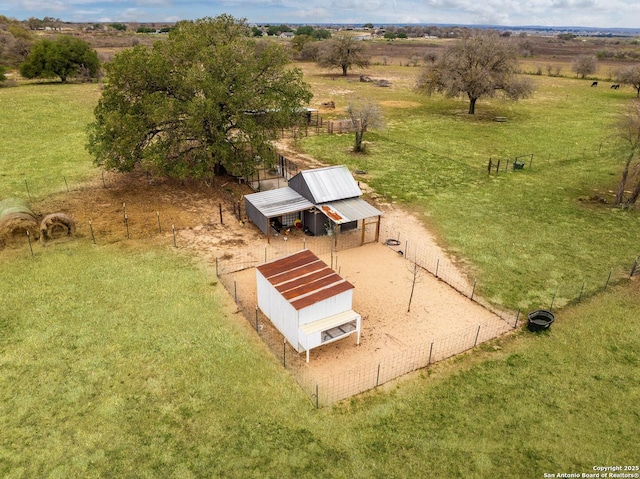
[256,249,361,362]
[318,197,383,225]
[288,165,362,204]
[244,187,314,236]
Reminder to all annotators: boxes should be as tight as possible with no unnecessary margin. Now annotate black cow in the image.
[591,81,598,87]
[611,84,620,89]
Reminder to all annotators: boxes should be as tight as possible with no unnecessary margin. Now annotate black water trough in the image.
[527,310,555,332]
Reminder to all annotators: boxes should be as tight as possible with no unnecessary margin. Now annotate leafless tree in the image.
[571,55,597,79]
[415,30,533,114]
[617,65,640,98]
[615,100,640,206]
[407,261,425,313]
[346,97,384,153]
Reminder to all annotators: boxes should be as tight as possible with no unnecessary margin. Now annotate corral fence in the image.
[216,226,520,407]
[216,223,640,407]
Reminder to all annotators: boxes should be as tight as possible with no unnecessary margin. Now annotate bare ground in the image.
[29,149,512,384]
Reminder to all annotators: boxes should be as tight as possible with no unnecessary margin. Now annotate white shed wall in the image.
[297,290,354,327]
[256,270,301,350]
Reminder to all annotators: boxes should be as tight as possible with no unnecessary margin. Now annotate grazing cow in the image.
[591,81,598,87]
[611,84,620,89]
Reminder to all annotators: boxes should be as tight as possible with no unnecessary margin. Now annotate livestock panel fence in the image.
[216,226,519,407]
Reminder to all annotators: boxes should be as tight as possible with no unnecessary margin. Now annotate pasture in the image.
[2,39,640,477]
[298,63,640,309]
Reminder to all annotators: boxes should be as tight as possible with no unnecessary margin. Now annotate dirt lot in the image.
[31,145,511,387]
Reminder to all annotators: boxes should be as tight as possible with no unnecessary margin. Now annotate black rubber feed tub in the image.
[527,310,555,332]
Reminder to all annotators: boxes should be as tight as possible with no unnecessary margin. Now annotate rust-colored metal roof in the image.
[256,249,354,311]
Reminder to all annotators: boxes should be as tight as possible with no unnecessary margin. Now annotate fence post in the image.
[89,220,96,244]
[630,256,639,278]
[215,256,219,277]
[172,224,177,247]
[578,281,585,302]
[474,324,481,347]
[435,258,440,278]
[428,341,433,365]
[550,288,558,312]
[315,384,319,409]
[514,309,520,329]
[157,211,161,233]
[124,215,130,239]
[603,269,612,291]
[234,278,237,303]
[283,339,286,368]
[255,306,259,332]
[376,363,380,387]
[470,278,477,301]
[64,176,69,192]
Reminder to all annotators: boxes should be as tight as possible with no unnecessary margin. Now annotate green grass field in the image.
[2,65,640,477]
[300,68,640,309]
[0,83,102,199]
[1,242,639,477]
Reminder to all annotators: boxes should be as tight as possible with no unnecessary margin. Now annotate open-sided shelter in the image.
[245,165,382,242]
[256,249,361,362]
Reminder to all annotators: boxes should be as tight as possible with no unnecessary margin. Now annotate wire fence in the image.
[216,221,640,407]
[216,225,520,407]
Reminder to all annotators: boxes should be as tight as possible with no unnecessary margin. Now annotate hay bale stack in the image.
[0,197,40,246]
[40,213,76,241]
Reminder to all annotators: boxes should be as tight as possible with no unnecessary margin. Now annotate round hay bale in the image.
[0,197,40,245]
[40,213,76,241]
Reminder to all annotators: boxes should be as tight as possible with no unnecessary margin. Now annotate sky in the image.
[1,0,639,29]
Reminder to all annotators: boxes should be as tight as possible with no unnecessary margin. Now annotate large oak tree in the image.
[416,31,533,114]
[318,35,370,76]
[20,36,99,83]
[87,15,312,179]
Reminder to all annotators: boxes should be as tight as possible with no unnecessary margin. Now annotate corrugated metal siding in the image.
[245,197,269,235]
[256,268,302,351]
[244,187,314,219]
[256,250,354,311]
[318,197,383,224]
[290,165,362,204]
